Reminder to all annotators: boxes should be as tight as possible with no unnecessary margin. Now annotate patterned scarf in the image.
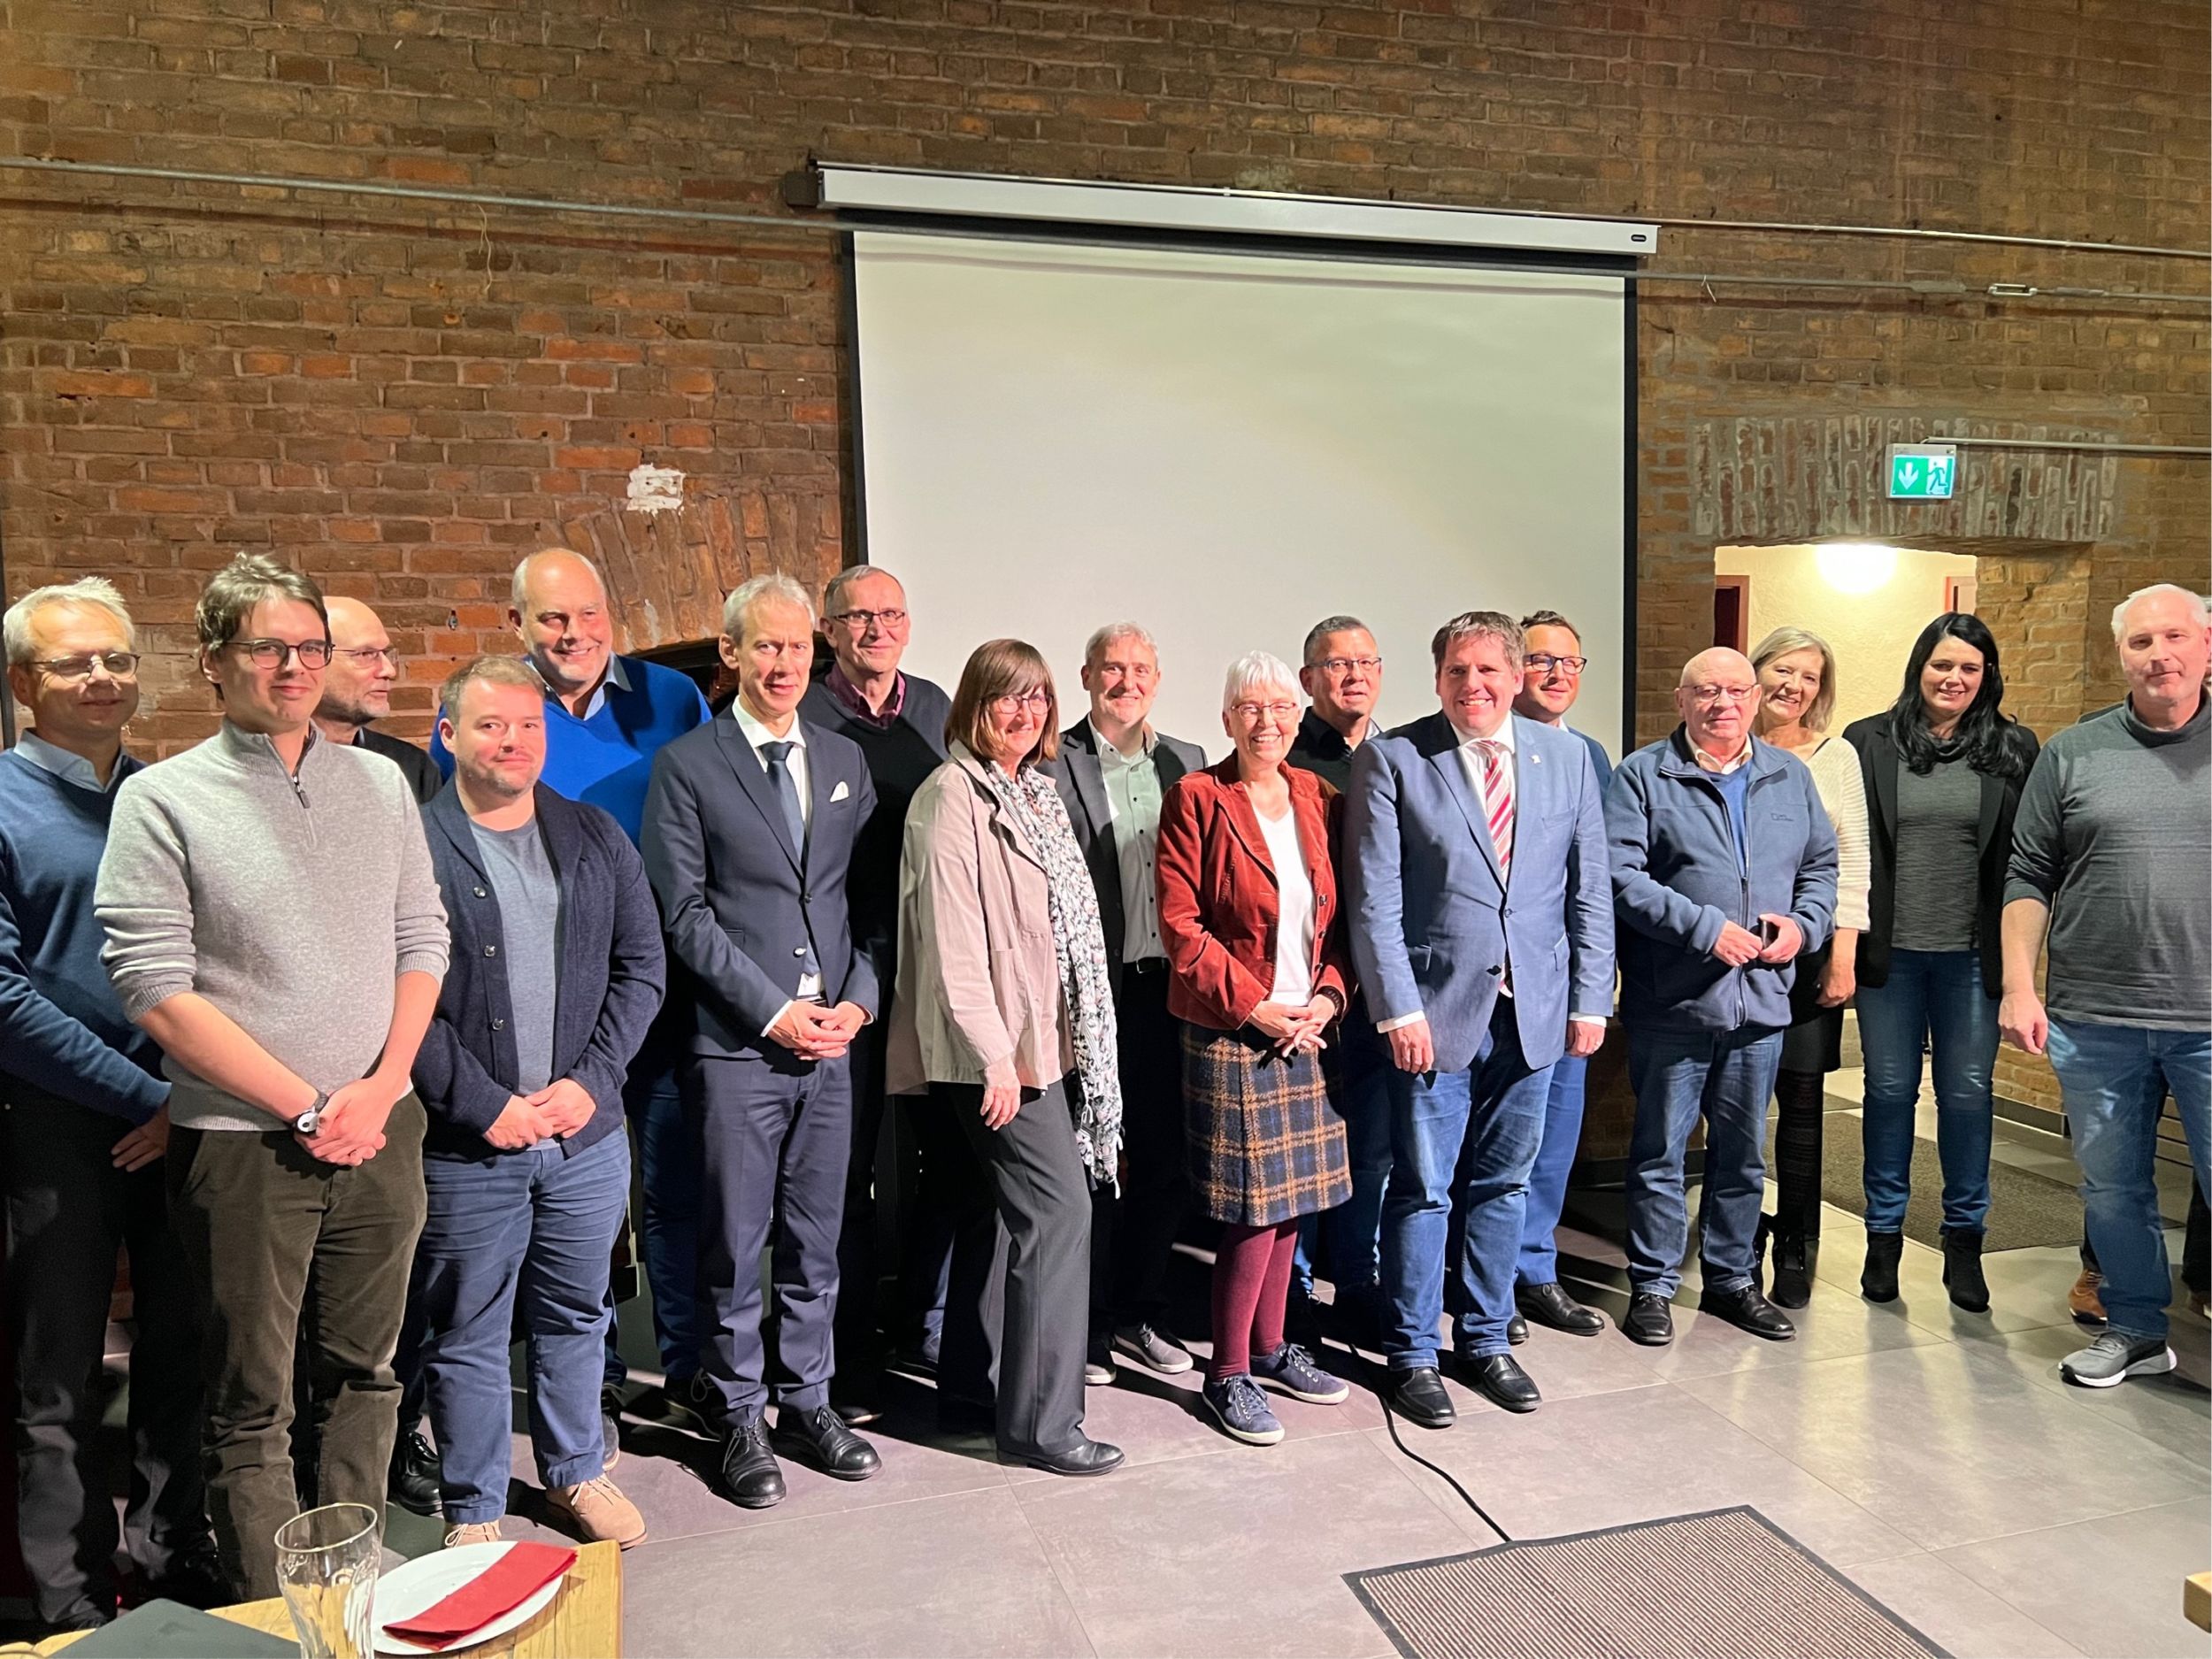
[972,753,1125,1188]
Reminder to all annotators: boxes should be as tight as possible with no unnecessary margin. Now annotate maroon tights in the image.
[1210,1220,1300,1383]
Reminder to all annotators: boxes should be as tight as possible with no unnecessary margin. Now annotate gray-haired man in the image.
[96,553,449,1599]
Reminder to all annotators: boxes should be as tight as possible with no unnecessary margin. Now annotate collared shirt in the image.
[1092,718,1166,964]
[825,662,906,730]
[549,651,632,723]
[15,730,120,795]
[731,699,820,1009]
[1690,733,1755,775]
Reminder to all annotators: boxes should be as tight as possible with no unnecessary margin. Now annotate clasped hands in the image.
[767,999,869,1061]
[1711,913,1802,968]
[484,1077,599,1152]
[1248,996,1334,1059]
[299,1075,409,1165]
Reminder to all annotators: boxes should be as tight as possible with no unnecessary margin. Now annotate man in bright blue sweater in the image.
[1,579,218,1632]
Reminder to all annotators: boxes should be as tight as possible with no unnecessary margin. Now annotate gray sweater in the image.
[96,721,449,1130]
[2004,698,2209,1030]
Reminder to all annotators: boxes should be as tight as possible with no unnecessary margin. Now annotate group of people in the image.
[2,543,2205,1632]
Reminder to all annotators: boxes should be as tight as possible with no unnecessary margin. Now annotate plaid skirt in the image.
[1182,1025,1351,1228]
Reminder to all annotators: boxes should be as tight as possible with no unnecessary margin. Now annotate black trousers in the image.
[923,1078,1091,1459]
[4,1089,207,1626]
[833,1015,956,1371]
[1089,964,1188,1341]
[689,1048,851,1422]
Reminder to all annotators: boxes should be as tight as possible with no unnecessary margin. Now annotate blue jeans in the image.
[1517,1052,1588,1287]
[1380,1001,1552,1366]
[1624,1025,1783,1299]
[420,1134,632,1525]
[2047,1019,2212,1344]
[1855,949,1999,1233]
[605,1064,702,1387]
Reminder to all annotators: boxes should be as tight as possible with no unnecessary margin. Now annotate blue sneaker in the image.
[1201,1374,1284,1446]
[1250,1341,1349,1404]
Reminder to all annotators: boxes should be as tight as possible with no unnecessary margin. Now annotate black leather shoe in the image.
[1010,1437,1124,1477]
[599,1386,623,1473]
[776,1404,882,1481]
[1701,1283,1797,1341]
[720,1417,787,1509]
[1517,1281,1606,1335]
[1387,1365,1456,1429]
[1462,1354,1541,1413]
[387,1427,442,1517]
[1506,1314,1529,1346]
[1622,1292,1675,1347]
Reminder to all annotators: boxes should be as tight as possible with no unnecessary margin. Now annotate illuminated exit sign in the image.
[1886,442,1957,500]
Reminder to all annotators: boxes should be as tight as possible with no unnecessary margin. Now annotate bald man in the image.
[1604,647,1837,1348]
[314,597,442,804]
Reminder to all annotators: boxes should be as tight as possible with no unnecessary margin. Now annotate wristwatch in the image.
[294,1090,330,1136]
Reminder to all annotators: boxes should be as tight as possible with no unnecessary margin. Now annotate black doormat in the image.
[1814,1108,2084,1250]
[1346,1507,1948,1659]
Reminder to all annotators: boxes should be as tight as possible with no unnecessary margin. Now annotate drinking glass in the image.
[273,1502,382,1659]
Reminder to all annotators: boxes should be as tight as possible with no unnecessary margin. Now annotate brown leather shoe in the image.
[2068,1268,2107,1326]
[547,1475,646,1548]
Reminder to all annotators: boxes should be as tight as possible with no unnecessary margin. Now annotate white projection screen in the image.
[849,229,1632,760]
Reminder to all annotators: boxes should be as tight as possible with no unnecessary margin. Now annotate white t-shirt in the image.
[1257,804,1316,1007]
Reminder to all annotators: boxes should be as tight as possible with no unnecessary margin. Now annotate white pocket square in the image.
[830,780,851,803]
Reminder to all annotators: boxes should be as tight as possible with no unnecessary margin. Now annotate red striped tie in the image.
[1478,741,1515,879]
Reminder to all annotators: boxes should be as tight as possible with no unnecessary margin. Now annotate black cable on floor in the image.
[1379,1395,1516,1544]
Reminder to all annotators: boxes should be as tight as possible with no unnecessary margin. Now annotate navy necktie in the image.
[760,740,807,864]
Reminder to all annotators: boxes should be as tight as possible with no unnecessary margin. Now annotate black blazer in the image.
[1048,719,1205,994]
[1841,712,2039,995]
[413,785,665,1161]
[642,708,883,1057]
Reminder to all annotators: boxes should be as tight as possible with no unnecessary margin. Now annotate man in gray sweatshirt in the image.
[2002,582,2210,1390]
[96,554,449,1598]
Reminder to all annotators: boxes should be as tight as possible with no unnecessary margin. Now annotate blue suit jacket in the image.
[1344,710,1616,1075]
[642,708,883,1058]
[412,785,665,1161]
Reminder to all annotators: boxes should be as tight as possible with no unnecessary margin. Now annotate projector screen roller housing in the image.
[850,230,1632,762]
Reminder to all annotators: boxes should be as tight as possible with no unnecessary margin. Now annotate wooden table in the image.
[2186,1571,2211,1633]
[14,1540,622,1658]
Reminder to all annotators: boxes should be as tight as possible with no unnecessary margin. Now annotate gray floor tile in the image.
[1949,1322,2212,1471]
[1841,1549,2083,1657]
[1678,1343,2208,1551]
[1011,1431,1466,1658]
[1939,1500,2212,1659]
[1617,1275,1947,1383]
[621,1486,1094,1658]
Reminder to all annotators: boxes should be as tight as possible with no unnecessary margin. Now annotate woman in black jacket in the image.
[1842,614,2039,1311]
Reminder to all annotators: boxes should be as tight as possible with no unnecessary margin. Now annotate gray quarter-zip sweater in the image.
[96,720,449,1131]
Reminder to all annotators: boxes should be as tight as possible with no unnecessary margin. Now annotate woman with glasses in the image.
[886,640,1124,1478]
[1745,628,1870,1308]
[1843,614,2039,1310]
[1156,652,1352,1446]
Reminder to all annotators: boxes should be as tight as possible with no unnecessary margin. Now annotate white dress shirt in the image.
[732,698,820,1019]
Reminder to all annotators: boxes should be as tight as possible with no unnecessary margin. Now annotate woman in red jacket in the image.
[1156,650,1353,1447]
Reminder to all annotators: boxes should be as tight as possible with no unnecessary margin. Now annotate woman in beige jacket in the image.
[887,639,1125,1479]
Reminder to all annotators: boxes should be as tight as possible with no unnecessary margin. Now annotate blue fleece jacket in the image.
[1604,728,1839,1033]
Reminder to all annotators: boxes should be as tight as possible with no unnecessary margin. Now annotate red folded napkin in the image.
[383,1540,576,1650]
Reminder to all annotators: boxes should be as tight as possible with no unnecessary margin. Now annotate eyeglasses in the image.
[1526,654,1588,676]
[31,651,141,681]
[989,690,1052,713]
[1315,656,1382,675]
[1232,701,1299,723]
[231,638,334,670]
[1688,685,1757,706]
[828,608,908,631]
[331,646,398,669]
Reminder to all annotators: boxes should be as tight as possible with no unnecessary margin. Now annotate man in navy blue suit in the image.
[1345,611,1614,1425]
[642,573,885,1509]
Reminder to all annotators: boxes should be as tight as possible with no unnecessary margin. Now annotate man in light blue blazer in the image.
[1346,611,1615,1426]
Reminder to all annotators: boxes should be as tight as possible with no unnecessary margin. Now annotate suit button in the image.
[1502,906,1513,918]
[793,946,806,957]
[484,944,497,956]
[1487,964,1502,976]
[473,886,487,898]
[492,1018,505,1030]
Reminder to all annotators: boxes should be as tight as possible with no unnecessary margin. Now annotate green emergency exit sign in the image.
[1886,442,1957,500]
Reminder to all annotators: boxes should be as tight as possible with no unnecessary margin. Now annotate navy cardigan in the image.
[413,783,665,1161]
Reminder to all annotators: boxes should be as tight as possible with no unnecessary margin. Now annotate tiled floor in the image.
[393,1203,2212,1658]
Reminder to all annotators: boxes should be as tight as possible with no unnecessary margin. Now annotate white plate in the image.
[372,1541,567,1655]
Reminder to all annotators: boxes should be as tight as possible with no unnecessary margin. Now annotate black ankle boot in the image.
[1862,1230,1904,1303]
[1941,1228,1990,1312]
[1770,1222,1812,1310]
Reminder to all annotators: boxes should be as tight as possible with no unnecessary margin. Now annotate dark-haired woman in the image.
[1843,614,2039,1310]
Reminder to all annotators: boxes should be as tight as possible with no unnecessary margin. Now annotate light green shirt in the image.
[1094,720,1166,964]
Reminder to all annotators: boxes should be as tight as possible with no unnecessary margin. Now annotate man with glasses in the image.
[1345,611,1613,1424]
[96,553,449,1598]
[312,595,441,805]
[1607,647,1836,1350]
[1050,623,1205,1383]
[800,565,954,1411]
[1288,616,1392,1333]
[2,580,222,1632]
[1507,611,1616,1342]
